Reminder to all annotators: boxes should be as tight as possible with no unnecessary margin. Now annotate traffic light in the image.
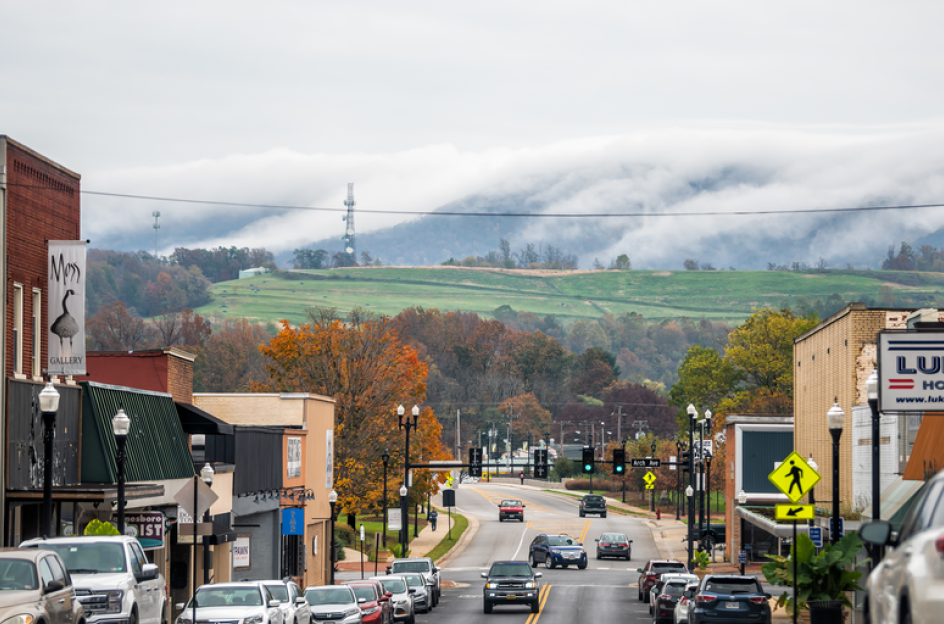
[582,447,594,474]
[681,450,692,473]
[469,447,483,477]
[612,448,625,475]
[534,449,548,479]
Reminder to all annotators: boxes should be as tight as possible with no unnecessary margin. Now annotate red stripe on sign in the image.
[889,385,914,389]
[889,379,913,382]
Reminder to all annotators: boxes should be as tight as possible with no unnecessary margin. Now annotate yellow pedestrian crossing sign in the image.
[775,504,815,521]
[644,470,656,490]
[768,451,821,503]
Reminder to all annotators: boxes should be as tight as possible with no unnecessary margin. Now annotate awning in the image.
[173,520,237,545]
[861,477,927,528]
[176,403,235,436]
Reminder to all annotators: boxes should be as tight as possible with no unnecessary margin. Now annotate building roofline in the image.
[194,392,336,404]
[793,302,921,344]
[86,348,197,362]
[0,136,81,180]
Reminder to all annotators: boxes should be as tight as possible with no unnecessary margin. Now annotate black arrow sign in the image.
[786,507,802,517]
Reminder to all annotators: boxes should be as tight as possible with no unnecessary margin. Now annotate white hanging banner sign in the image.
[47,241,87,375]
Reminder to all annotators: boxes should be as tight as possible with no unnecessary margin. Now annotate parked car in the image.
[528,534,588,569]
[579,494,607,518]
[673,581,699,624]
[304,585,363,624]
[690,524,727,552]
[861,470,944,624]
[498,500,525,523]
[649,573,698,621]
[0,548,85,624]
[176,582,283,624]
[481,560,542,614]
[387,557,440,607]
[262,579,310,624]
[340,580,392,624]
[391,573,431,613]
[595,533,632,560]
[688,575,771,624]
[369,576,414,624]
[21,536,165,624]
[636,560,688,602]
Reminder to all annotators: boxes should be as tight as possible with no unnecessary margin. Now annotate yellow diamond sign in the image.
[768,451,821,503]
[643,470,657,485]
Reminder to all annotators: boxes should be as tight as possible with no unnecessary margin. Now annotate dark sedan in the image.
[595,532,632,560]
[690,575,772,624]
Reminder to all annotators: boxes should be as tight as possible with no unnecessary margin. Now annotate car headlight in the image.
[550,549,561,554]
[525,582,536,589]
[486,582,498,588]
[361,607,379,615]
[344,609,358,617]
[244,614,265,624]
[105,590,124,614]
[2,615,34,624]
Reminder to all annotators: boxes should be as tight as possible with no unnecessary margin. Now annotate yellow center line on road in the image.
[524,585,552,624]
[467,487,559,514]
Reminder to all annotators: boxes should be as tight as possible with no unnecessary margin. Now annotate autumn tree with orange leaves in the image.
[256,308,451,523]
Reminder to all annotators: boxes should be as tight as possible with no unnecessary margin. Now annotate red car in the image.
[636,559,688,603]
[499,499,525,522]
[342,579,393,624]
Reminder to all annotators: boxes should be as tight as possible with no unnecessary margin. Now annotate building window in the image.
[281,534,304,578]
[13,283,23,376]
[32,289,41,379]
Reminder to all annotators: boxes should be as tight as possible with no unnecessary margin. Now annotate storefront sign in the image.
[325,430,334,489]
[233,536,251,569]
[879,331,944,411]
[282,508,304,536]
[47,240,87,375]
[111,511,165,550]
[287,437,302,478]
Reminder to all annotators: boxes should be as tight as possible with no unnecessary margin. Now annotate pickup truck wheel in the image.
[483,600,493,614]
[129,608,138,624]
[531,600,539,614]
[601,513,607,518]
[499,516,504,522]
[579,510,585,517]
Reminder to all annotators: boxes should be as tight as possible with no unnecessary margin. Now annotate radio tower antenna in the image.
[342,183,356,267]
[152,211,161,258]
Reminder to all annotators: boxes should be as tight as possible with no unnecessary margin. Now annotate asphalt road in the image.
[414,483,657,624]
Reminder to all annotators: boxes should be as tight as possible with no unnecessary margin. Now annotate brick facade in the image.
[84,348,197,403]
[1,137,81,379]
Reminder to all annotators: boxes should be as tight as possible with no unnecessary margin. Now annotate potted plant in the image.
[692,550,710,578]
[761,531,863,623]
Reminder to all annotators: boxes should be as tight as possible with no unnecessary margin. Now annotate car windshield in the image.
[0,559,37,590]
[490,563,533,577]
[391,561,430,573]
[379,578,406,594]
[305,587,355,605]
[501,501,522,507]
[40,543,126,574]
[192,587,262,607]
[402,575,423,587]
[349,586,376,602]
[548,536,577,547]
[652,563,686,574]
[664,583,687,597]
[705,579,761,594]
[264,585,289,602]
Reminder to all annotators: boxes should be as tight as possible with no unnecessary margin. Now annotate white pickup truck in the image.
[21,536,166,624]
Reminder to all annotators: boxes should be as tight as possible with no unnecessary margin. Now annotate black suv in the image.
[579,494,607,517]
[481,560,542,614]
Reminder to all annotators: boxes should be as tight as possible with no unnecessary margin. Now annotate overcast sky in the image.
[4,1,944,261]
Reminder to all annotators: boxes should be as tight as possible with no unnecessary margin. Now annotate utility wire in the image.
[6,182,944,219]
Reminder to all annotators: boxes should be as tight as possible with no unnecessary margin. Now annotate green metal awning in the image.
[81,382,196,483]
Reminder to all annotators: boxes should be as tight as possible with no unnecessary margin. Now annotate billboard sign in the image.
[879,332,944,411]
[47,241,87,375]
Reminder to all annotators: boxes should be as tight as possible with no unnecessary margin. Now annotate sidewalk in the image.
[336,507,464,571]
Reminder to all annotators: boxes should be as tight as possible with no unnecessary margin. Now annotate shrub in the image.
[564,479,624,492]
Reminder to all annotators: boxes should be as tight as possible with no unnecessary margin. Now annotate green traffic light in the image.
[616,465,624,473]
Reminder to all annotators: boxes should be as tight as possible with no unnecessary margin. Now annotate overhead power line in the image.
[7,182,944,218]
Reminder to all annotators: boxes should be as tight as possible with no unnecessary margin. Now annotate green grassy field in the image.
[191,266,944,327]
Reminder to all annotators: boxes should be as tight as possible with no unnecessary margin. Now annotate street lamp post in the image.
[866,370,881,568]
[328,489,338,584]
[39,382,60,538]
[737,490,748,573]
[704,410,712,522]
[398,405,420,557]
[200,463,214,585]
[675,439,685,521]
[686,404,698,570]
[381,449,390,546]
[112,407,131,535]
[827,399,845,545]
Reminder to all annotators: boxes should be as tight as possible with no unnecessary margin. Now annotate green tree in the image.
[669,346,740,429]
[613,254,631,270]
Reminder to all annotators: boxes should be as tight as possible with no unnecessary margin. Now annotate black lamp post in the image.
[328,489,338,584]
[200,463,214,584]
[827,399,845,545]
[398,405,420,557]
[675,439,685,521]
[381,449,390,546]
[686,403,697,569]
[112,407,131,535]
[866,370,881,568]
[40,382,61,538]
[704,410,712,522]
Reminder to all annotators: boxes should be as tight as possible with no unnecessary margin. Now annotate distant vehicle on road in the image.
[688,575,771,624]
[481,560,542,614]
[387,557,440,606]
[339,580,392,624]
[261,579,309,624]
[595,533,632,560]
[673,581,700,624]
[579,494,607,518]
[176,582,283,624]
[636,560,688,602]
[499,500,525,522]
[303,585,363,624]
[648,573,698,620]
[369,576,414,624]
[528,534,588,569]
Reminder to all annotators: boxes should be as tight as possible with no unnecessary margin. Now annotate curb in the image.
[436,513,480,569]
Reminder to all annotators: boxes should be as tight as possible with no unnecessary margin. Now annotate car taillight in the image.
[696,595,716,603]
[936,535,944,555]
[749,596,765,604]
[617,543,627,547]
[660,594,672,600]
[601,543,610,547]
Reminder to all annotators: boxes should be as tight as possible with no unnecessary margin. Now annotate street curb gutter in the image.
[436,513,480,569]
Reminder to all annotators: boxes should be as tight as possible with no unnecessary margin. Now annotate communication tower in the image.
[341,183,356,266]
[152,211,161,258]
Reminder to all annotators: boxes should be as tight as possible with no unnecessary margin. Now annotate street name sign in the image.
[631,458,662,468]
[768,451,821,503]
[879,332,944,411]
[775,504,815,521]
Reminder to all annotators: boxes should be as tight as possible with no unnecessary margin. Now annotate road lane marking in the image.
[524,585,552,624]
[511,522,531,559]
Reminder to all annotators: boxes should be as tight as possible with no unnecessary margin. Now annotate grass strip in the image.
[423,512,469,562]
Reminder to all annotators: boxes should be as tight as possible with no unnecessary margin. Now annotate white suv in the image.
[387,557,440,607]
[861,470,944,624]
[21,536,166,624]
